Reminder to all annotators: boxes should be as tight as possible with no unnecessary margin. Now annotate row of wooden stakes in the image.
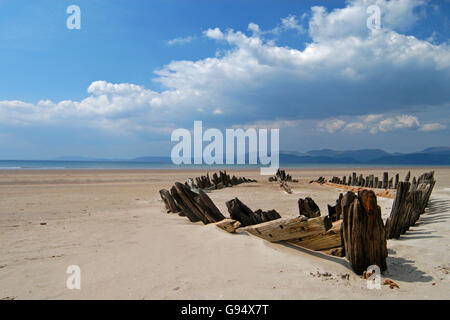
[385,171,435,239]
[315,171,436,239]
[314,171,417,190]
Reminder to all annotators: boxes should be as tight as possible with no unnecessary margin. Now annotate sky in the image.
[0,0,449,159]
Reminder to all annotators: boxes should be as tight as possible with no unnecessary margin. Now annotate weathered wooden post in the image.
[382,172,388,189]
[342,190,388,275]
[385,182,411,239]
[159,189,180,213]
[298,197,321,218]
[405,171,411,182]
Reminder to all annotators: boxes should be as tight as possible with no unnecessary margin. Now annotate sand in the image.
[0,167,449,299]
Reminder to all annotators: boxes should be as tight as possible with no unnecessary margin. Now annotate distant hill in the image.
[368,147,450,165]
[52,146,450,165]
[279,153,361,164]
[303,149,392,162]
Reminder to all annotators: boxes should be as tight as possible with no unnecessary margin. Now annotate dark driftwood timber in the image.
[310,176,326,184]
[225,198,281,227]
[298,197,321,218]
[270,169,297,183]
[226,198,262,226]
[254,209,282,222]
[170,182,227,224]
[342,190,387,275]
[327,193,343,222]
[174,182,210,224]
[327,204,336,221]
[405,171,411,182]
[197,189,226,223]
[385,182,410,239]
[159,189,180,213]
[241,216,331,242]
[280,180,292,194]
[382,172,388,189]
[170,185,200,222]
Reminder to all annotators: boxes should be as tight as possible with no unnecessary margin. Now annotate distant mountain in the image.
[303,149,393,162]
[418,146,450,155]
[279,153,361,164]
[278,147,449,165]
[368,146,450,165]
[52,146,450,165]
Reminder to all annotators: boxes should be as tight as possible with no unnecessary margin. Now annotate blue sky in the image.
[0,0,449,159]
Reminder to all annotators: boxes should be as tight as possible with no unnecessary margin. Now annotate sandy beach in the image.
[1,167,449,300]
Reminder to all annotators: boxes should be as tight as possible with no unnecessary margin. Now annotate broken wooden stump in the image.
[225,198,281,227]
[197,189,226,222]
[327,193,343,221]
[171,182,225,224]
[170,185,200,223]
[226,197,261,226]
[298,197,321,218]
[404,171,411,182]
[382,172,389,189]
[159,189,180,213]
[341,190,387,275]
[174,182,211,224]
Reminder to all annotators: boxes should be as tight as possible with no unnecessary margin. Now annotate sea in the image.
[0,160,444,170]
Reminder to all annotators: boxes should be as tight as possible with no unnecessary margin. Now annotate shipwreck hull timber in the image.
[240,216,332,242]
[288,220,343,251]
[214,219,242,233]
[159,170,438,276]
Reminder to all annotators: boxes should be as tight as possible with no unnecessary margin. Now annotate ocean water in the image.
[0,160,445,170]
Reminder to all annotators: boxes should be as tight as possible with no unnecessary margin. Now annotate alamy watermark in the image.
[171,121,279,175]
[367,5,382,30]
[366,265,381,289]
[66,5,81,30]
[66,265,81,289]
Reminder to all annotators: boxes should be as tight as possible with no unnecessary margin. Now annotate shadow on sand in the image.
[415,198,450,226]
[385,255,433,283]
